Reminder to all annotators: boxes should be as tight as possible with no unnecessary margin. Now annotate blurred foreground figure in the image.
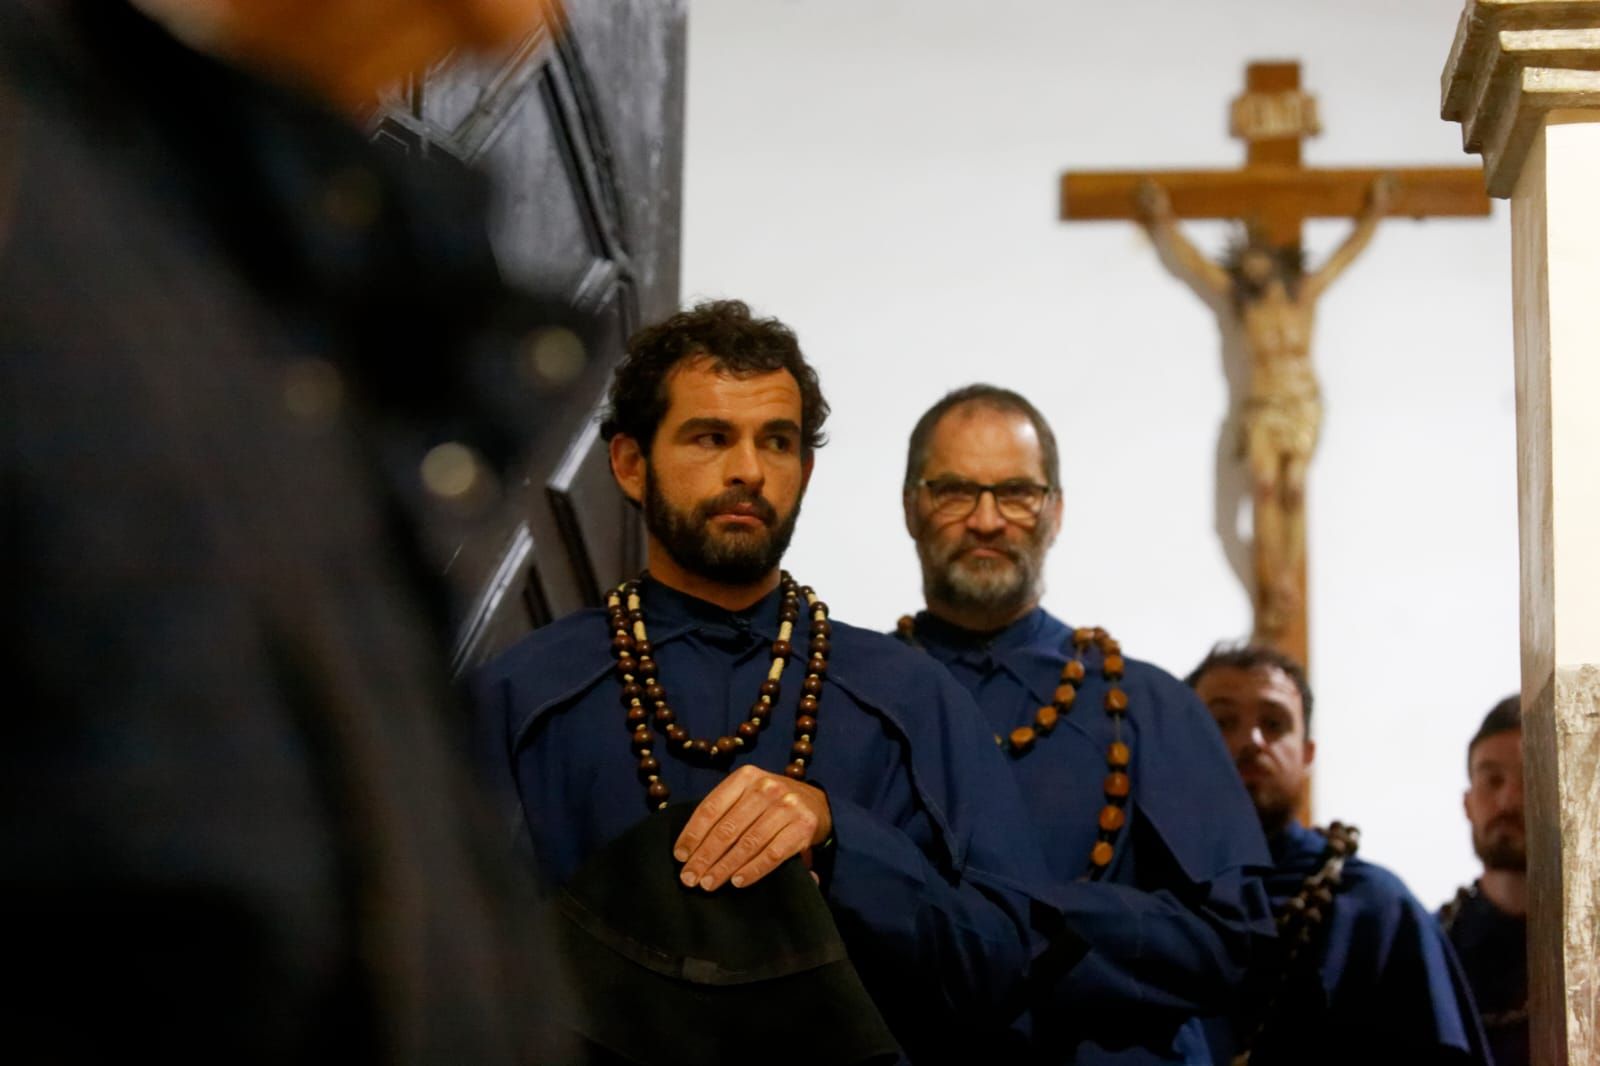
[1187,646,1489,1065]
[1441,696,1528,1066]
[0,1,575,1062]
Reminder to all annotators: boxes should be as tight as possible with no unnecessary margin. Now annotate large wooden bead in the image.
[626,705,648,727]
[665,724,688,744]
[630,728,654,753]
[1053,684,1078,707]
[784,761,808,780]
[1098,805,1126,832]
[1107,741,1132,768]
[795,714,818,735]
[792,738,814,759]
[1104,771,1131,798]
[1073,628,1095,648]
[810,620,832,639]
[1103,654,1126,679]
[615,655,637,678]
[611,633,635,655]
[802,675,824,696]
[1063,659,1087,683]
[644,679,665,702]
[636,755,661,779]
[647,780,671,803]
[1090,841,1115,868]
[1035,705,1060,733]
[713,736,740,758]
[1105,688,1129,713]
[635,640,654,658]
[1008,726,1037,753]
[760,679,782,698]
[684,738,711,759]
[771,639,793,659]
[750,702,772,722]
[737,721,761,742]
[810,637,831,656]
[652,705,676,726]
[807,655,828,676]
[636,656,658,679]
[798,695,820,714]
[620,682,643,703]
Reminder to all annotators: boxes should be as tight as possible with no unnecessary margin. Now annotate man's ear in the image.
[902,488,921,539]
[1043,489,1065,548]
[610,433,646,505]
[801,451,815,493]
[1302,737,1317,769]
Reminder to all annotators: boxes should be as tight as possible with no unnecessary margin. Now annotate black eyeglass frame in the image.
[913,477,1056,523]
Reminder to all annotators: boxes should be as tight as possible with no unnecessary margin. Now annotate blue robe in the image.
[1211,822,1490,1065]
[475,578,1071,1060]
[904,609,1276,1064]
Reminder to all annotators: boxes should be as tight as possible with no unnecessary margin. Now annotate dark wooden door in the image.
[372,1,685,671]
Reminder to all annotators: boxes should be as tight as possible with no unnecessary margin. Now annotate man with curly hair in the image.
[475,301,1070,1063]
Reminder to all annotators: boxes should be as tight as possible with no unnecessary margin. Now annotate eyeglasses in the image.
[916,478,1052,523]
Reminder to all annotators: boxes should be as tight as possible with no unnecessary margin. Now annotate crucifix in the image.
[1061,61,1491,668]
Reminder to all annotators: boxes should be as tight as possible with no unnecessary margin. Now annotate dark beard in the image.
[1474,823,1527,872]
[643,469,800,586]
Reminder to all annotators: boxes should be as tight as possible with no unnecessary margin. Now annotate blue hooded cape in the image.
[905,608,1276,1064]
[474,578,1077,1060]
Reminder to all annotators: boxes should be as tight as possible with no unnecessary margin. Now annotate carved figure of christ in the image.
[1133,176,1391,641]
[1060,61,1491,665]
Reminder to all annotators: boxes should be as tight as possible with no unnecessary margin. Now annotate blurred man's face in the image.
[1193,663,1314,833]
[1464,729,1525,872]
[135,0,549,111]
[905,406,1060,627]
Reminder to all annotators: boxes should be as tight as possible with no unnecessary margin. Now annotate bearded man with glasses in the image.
[895,385,1275,1064]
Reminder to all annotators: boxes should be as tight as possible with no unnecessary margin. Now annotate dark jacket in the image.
[1,3,575,1062]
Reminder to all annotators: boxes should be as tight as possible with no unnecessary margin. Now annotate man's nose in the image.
[724,439,764,487]
[966,490,1007,534]
[1246,725,1267,751]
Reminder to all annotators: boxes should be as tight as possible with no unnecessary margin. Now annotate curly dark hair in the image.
[599,300,829,456]
[1184,643,1315,735]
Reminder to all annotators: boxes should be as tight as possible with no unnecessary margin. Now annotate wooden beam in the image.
[1061,166,1492,223]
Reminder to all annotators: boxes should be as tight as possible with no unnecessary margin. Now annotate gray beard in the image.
[919,533,1048,628]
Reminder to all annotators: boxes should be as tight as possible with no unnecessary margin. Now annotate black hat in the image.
[549,804,899,1065]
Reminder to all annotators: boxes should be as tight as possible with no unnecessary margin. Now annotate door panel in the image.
[374,0,685,672]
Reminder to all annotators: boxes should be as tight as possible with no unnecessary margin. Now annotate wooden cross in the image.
[1060,60,1491,670]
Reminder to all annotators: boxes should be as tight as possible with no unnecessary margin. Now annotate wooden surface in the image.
[1505,113,1600,1066]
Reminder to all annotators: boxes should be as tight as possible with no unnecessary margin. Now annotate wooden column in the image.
[1443,4,1600,1063]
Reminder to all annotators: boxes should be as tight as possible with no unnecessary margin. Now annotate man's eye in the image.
[767,435,794,452]
[696,432,727,447]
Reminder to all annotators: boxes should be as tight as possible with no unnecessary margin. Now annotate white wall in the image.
[680,0,1519,907]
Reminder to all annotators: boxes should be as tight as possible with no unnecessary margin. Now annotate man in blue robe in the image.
[894,385,1275,1063]
[475,303,1068,1062]
[1440,695,1528,1066]
[1187,645,1490,1064]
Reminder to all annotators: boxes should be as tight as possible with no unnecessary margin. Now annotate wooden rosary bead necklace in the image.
[1231,822,1360,1065]
[895,617,1132,879]
[610,572,831,811]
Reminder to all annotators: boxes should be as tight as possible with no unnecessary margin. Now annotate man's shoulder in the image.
[828,616,966,701]
[475,609,613,700]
